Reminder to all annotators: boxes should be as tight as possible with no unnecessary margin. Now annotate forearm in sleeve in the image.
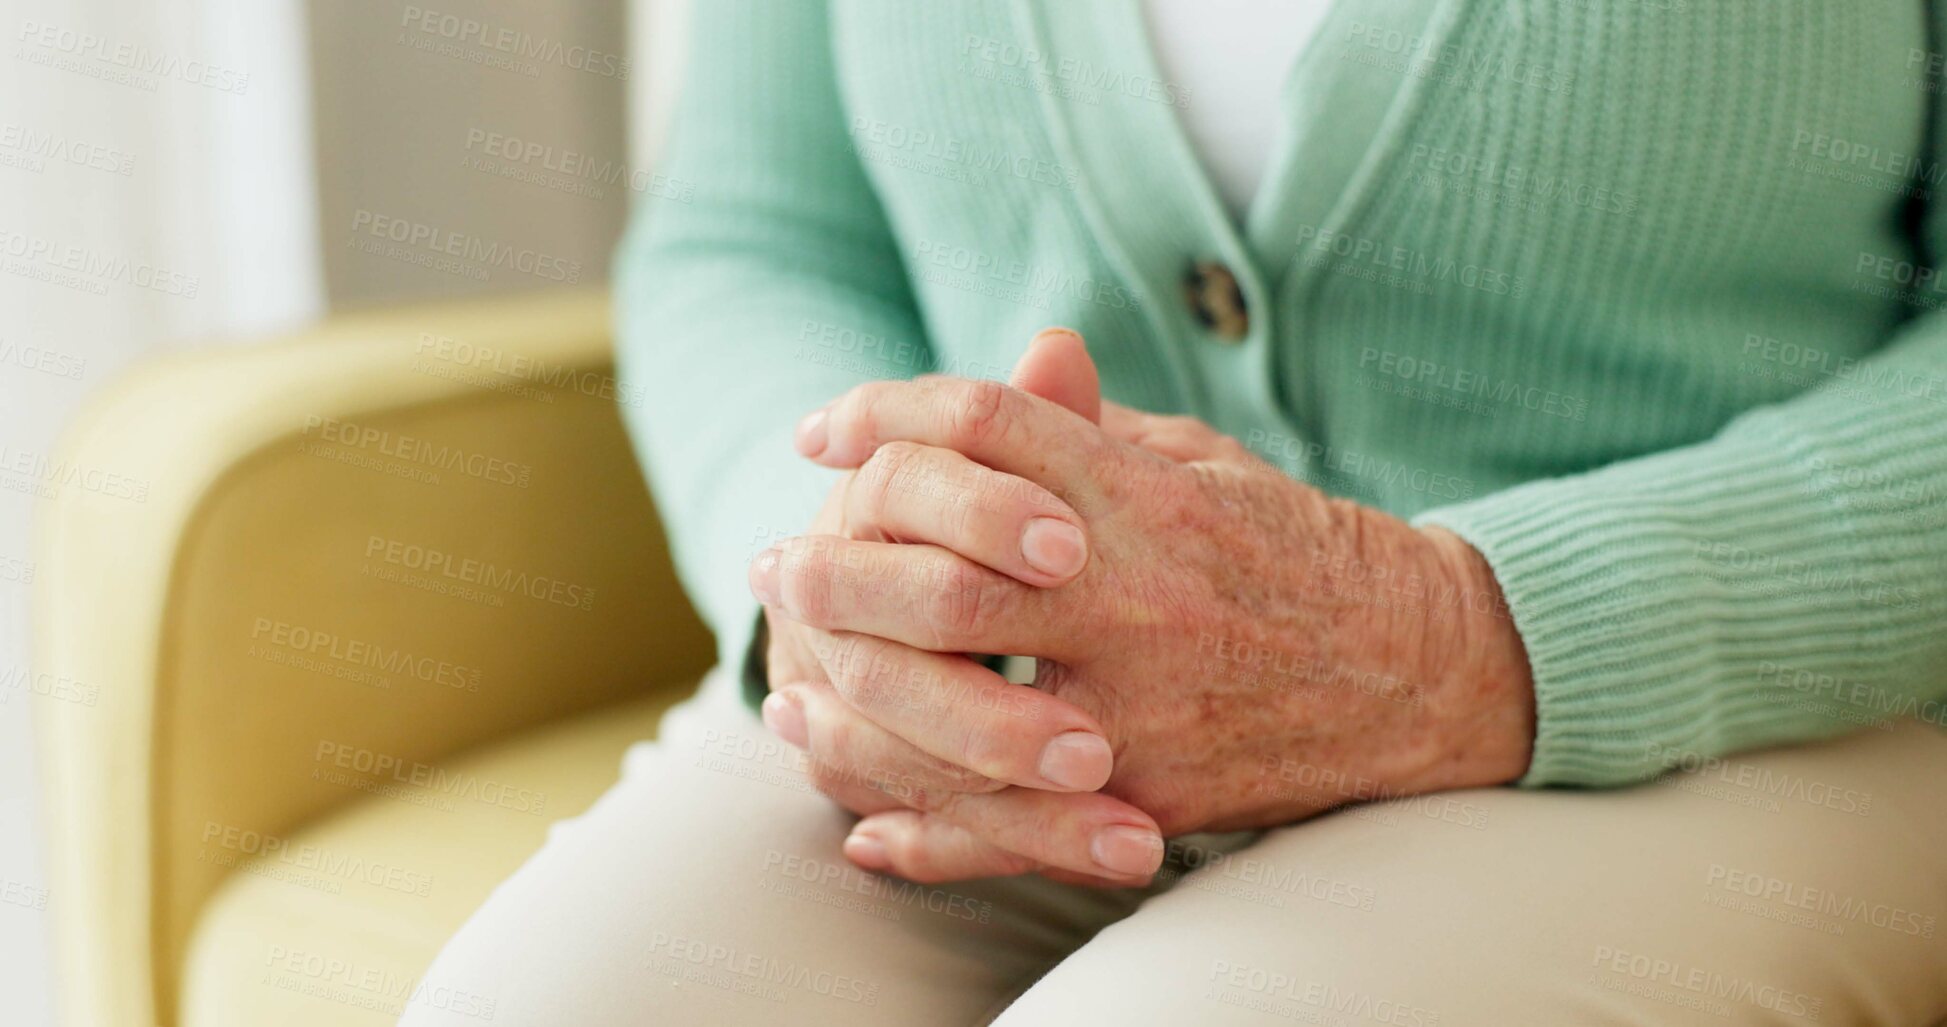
[1416,323,1947,787]
[614,0,931,671]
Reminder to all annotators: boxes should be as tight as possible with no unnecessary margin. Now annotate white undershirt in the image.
[1141,0,1334,218]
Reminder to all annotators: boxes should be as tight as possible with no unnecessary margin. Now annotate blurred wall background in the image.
[305,2,632,307]
[0,1,674,1021]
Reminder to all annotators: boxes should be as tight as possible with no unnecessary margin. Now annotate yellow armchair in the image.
[34,289,714,1027]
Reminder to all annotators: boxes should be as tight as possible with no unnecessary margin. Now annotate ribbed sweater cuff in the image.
[1412,395,1938,789]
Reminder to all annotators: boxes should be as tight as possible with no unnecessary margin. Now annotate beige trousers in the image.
[402,668,1947,1026]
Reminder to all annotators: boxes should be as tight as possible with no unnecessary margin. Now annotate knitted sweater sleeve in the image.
[613,0,929,676]
[1415,273,1947,785]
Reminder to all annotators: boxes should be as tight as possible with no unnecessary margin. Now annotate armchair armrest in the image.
[34,288,713,1027]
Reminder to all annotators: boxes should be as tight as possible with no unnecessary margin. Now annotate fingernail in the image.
[748,547,781,605]
[761,690,807,748]
[795,409,829,457]
[1090,825,1164,877]
[1021,518,1087,579]
[1038,730,1112,790]
[844,830,890,870]
[1033,326,1082,348]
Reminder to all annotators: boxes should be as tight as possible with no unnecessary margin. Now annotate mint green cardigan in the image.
[616,0,1947,788]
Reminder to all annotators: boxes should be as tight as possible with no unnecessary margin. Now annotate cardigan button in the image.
[1183,260,1249,341]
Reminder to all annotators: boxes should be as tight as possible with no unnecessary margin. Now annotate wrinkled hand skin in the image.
[1040,450,1533,834]
[792,376,1536,841]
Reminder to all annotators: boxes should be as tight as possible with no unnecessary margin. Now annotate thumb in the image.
[1010,327,1101,425]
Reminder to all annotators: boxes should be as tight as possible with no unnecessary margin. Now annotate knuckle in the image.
[899,782,947,814]
[927,757,1005,795]
[831,634,902,706]
[959,771,1009,796]
[856,440,924,518]
[867,765,928,807]
[956,715,1020,782]
[835,383,890,449]
[779,542,838,625]
[946,379,1011,451]
[918,562,992,646]
[968,568,1011,630]
[940,481,980,541]
[803,623,846,668]
[936,459,987,522]
[926,790,970,823]
[819,631,867,688]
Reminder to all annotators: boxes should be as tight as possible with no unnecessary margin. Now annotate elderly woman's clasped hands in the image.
[748,328,1536,888]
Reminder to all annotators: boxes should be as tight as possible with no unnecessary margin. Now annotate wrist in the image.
[1418,525,1536,787]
